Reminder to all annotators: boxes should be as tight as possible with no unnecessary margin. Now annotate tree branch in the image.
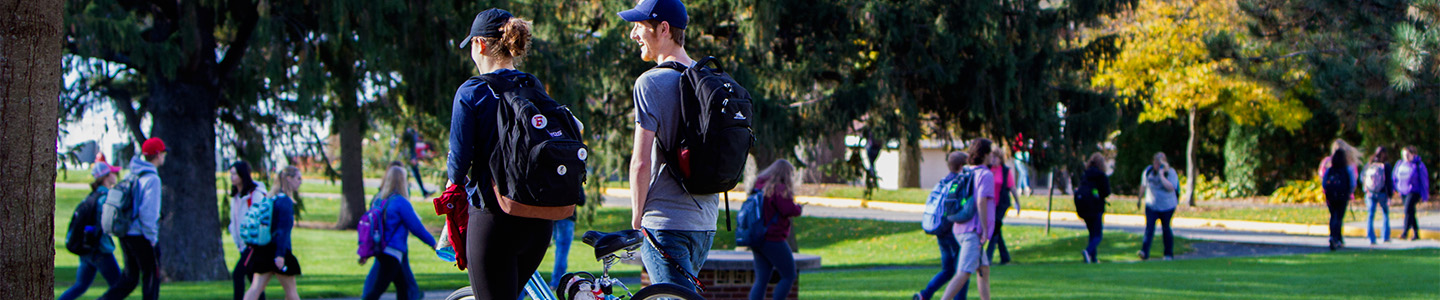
[216,0,260,76]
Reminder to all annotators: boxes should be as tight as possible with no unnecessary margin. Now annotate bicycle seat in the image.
[581,230,642,260]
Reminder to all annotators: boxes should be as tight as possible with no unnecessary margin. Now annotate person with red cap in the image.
[100,137,166,300]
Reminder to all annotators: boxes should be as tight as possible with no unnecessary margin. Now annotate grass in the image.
[802,249,1440,299]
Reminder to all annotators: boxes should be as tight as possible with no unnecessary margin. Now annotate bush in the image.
[1271,178,1323,204]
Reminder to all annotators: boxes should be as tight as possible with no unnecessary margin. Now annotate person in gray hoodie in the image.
[1137,152,1179,260]
[100,138,166,300]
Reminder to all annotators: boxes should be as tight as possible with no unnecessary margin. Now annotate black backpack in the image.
[482,73,589,207]
[653,57,755,194]
[66,190,108,255]
[1322,163,1353,202]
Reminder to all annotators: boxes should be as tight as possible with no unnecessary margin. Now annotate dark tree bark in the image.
[150,77,230,280]
[335,113,366,229]
[0,0,63,297]
[898,138,922,188]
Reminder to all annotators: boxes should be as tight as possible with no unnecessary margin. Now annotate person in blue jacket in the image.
[244,166,303,300]
[59,162,124,300]
[362,164,438,300]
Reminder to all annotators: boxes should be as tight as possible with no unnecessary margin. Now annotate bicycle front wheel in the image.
[445,286,475,300]
[630,283,703,300]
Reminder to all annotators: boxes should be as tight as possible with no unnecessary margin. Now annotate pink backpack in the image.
[357,196,391,260]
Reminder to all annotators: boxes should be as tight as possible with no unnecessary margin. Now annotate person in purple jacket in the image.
[748,159,804,300]
[1396,146,1430,241]
[362,164,438,300]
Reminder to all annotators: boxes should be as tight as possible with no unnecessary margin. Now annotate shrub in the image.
[1271,178,1324,204]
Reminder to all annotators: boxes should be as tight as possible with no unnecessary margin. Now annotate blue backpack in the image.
[239,193,279,246]
[735,189,775,247]
[944,168,980,223]
[922,175,958,235]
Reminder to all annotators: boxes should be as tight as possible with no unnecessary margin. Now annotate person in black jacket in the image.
[1075,153,1111,263]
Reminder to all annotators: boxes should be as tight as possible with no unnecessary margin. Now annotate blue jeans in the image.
[639,228,715,292]
[1141,208,1174,258]
[749,240,797,300]
[551,218,575,286]
[1366,193,1391,243]
[1082,213,1104,260]
[362,253,422,300]
[58,252,123,300]
[920,229,961,300]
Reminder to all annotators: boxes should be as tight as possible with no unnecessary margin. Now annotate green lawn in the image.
[50,187,1437,299]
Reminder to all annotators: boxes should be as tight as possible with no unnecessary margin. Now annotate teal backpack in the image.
[239,193,279,246]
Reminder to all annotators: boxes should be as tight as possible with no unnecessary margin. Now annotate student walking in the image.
[243,166,304,300]
[1319,140,1359,251]
[985,151,1015,265]
[401,128,435,197]
[618,0,728,292]
[748,160,803,300]
[362,165,438,300]
[58,162,124,300]
[1396,146,1430,241]
[1137,152,1179,260]
[229,161,268,300]
[1075,153,1111,263]
[448,9,560,300]
[1363,147,1395,244]
[939,139,998,300]
[916,152,968,300]
[99,138,167,300]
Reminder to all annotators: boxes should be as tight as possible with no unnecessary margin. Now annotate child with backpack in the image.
[229,161,268,300]
[1363,147,1395,244]
[940,139,998,300]
[746,160,803,300]
[916,151,968,300]
[361,165,438,300]
[1318,139,1359,250]
[58,162,124,300]
[243,166,303,300]
[1396,146,1430,241]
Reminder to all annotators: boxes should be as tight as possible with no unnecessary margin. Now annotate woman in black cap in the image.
[445,8,557,300]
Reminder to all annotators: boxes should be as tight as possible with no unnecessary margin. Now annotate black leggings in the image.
[1327,195,1349,244]
[466,205,554,300]
[234,248,264,300]
[100,236,161,300]
[1402,193,1423,238]
[986,196,1011,263]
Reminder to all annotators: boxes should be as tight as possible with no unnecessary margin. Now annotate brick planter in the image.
[631,250,821,300]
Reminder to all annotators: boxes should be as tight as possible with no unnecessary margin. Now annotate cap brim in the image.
[617,9,651,23]
[459,35,475,49]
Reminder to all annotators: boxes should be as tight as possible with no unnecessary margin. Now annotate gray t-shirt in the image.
[633,66,720,231]
[1141,166,1180,211]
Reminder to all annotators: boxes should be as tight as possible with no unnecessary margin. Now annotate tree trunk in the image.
[1185,106,1198,206]
[804,131,849,184]
[334,113,366,229]
[150,78,230,281]
[898,137,921,188]
[0,0,62,297]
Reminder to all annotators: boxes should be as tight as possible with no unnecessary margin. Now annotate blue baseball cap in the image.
[617,0,687,30]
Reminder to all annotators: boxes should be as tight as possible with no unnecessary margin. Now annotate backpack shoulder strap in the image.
[653,61,688,72]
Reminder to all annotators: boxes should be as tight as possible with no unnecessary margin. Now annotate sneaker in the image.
[1082,251,1094,263]
[913,293,925,300]
[1137,250,1149,261]
[1163,255,1174,261]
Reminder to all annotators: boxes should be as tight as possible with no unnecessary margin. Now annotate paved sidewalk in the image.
[599,188,1440,247]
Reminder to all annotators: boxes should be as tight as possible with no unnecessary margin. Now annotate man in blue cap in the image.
[618,0,717,293]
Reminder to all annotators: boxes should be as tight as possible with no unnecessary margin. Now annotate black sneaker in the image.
[1137,250,1149,261]
[913,292,925,300]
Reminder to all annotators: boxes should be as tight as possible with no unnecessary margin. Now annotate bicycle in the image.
[445,229,703,300]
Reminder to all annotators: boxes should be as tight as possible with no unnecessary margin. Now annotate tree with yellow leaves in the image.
[1092,0,1310,206]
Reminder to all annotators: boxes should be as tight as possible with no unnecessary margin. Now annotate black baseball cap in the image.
[459,8,513,49]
